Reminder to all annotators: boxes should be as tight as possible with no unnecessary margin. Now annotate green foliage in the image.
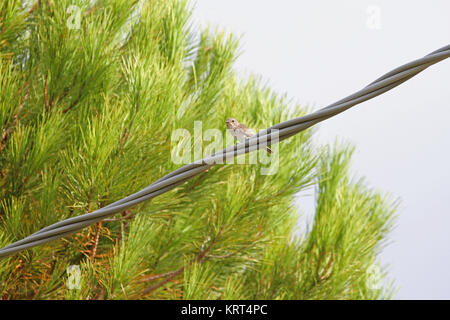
[0,0,396,299]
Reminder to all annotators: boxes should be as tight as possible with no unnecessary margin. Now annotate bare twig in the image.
[1,89,29,152]
[140,266,185,296]
[62,82,86,113]
[44,74,49,112]
[139,269,183,282]
[139,227,225,297]
[90,222,102,262]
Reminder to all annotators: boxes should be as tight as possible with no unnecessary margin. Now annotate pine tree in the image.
[0,0,396,299]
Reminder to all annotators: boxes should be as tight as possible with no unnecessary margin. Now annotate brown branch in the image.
[139,227,225,297]
[1,90,28,152]
[90,221,102,262]
[139,269,184,282]
[319,253,335,281]
[119,127,129,145]
[140,266,185,296]
[62,81,86,113]
[253,187,290,203]
[205,240,257,260]
[108,210,134,253]
[44,74,49,112]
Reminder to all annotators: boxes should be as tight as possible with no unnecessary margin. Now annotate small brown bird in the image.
[226,118,272,154]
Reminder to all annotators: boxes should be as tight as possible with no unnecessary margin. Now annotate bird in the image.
[226,118,272,154]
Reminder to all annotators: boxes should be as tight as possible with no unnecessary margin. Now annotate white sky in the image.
[192,0,450,299]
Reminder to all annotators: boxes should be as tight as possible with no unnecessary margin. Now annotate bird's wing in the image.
[239,124,256,138]
[232,130,248,143]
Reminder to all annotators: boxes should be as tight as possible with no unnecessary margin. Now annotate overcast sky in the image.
[192,0,450,299]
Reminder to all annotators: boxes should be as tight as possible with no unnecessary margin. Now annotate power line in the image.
[1,44,449,259]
